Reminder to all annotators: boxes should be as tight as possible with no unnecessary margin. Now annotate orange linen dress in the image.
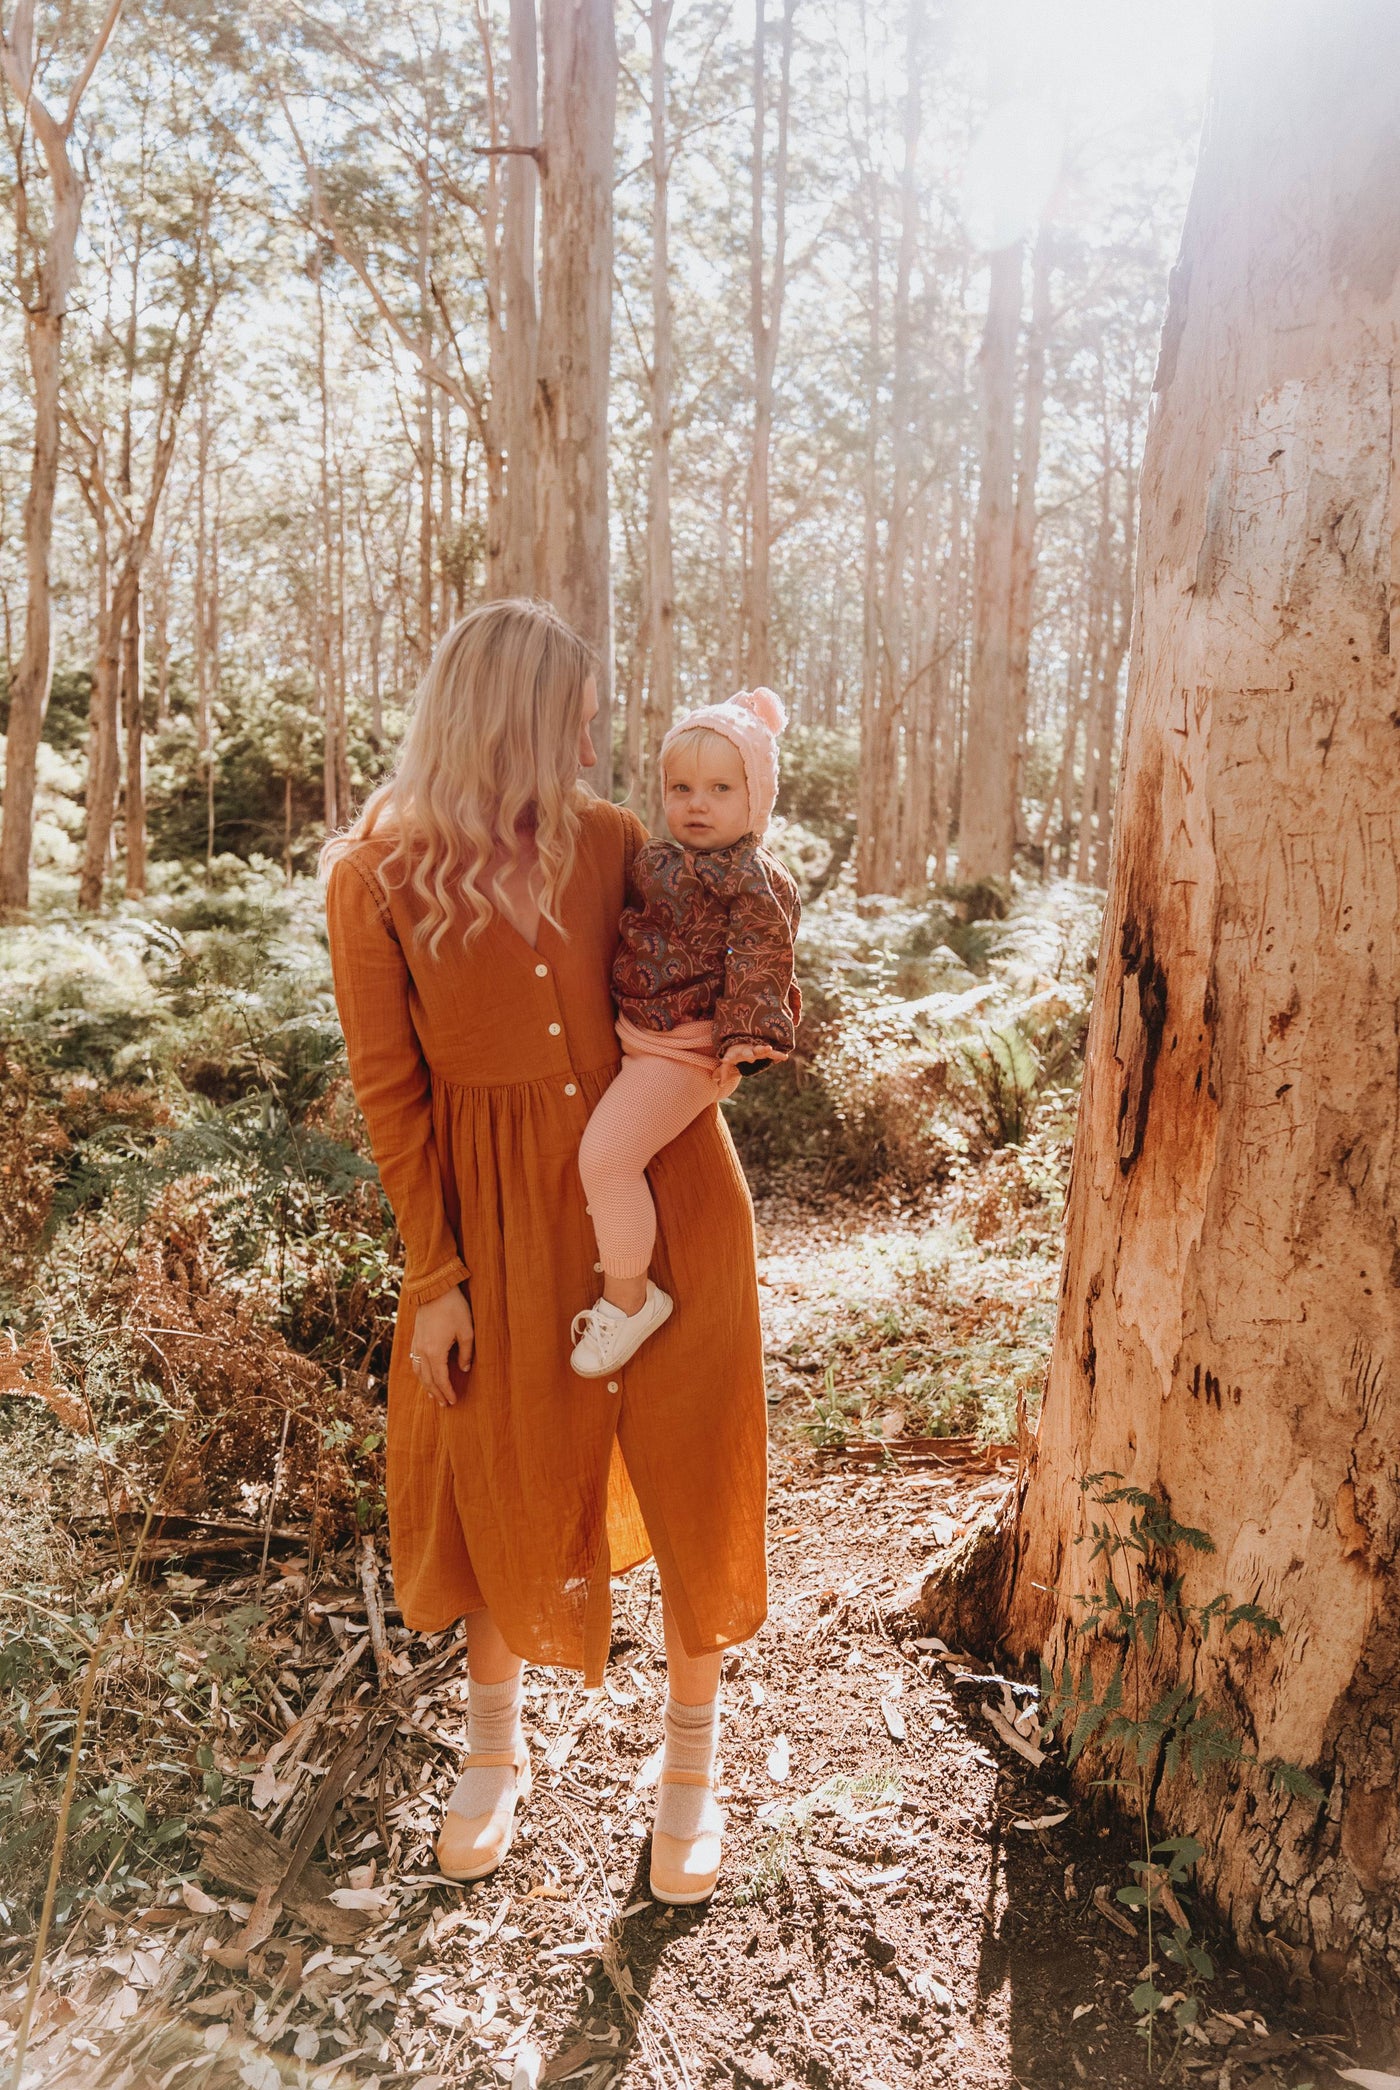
[324,795,768,1683]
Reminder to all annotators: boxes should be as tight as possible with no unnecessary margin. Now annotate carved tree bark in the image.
[987,0,1400,1989]
[534,0,616,779]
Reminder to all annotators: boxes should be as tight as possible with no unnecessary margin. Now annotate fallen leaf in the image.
[1337,2076,1400,2089]
[203,2025,231,2052]
[903,1968,953,2010]
[1092,1882,1137,1937]
[182,1882,221,1915]
[328,1886,396,1914]
[512,2044,544,2090]
[293,2029,321,2062]
[1071,2004,1093,2022]
[1011,1811,1070,1831]
[429,2002,471,2030]
[982,1700,1046,1766]
[880,1698,907,1743]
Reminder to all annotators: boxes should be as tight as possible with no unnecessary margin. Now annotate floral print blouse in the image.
[612,834,802,1057]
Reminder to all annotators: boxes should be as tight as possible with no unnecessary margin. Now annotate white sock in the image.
[653,1693,720,1841]
[447,1668,524,1819]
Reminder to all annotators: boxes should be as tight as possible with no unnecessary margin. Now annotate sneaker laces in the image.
[570,1300,616,1348]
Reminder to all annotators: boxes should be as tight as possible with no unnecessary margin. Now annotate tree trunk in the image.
[854,146,884,894]
[640,0,675,835]
[534,0,617,780]
[0,5,123,912]
[741,0,796,692]
[79,566,132,913]
[121,581,145,897]
[501,0,539,596]
[1007,227,1050,823]
[982,0,1400,1989]
[958,237,1021,888]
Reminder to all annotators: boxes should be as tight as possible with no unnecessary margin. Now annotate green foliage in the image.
[775,724,860,851]
[1039,1476,1326,2068]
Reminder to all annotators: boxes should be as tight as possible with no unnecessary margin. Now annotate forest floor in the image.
[1,1200,1370,2090]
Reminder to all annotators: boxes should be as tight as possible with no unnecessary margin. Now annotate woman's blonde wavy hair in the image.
[322,598,596,956]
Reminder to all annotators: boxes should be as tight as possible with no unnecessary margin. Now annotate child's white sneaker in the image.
[570,1281,673,1377]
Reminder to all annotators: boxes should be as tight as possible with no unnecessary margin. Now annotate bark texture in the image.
[1000,0,1400,1989]
[534,0,617,774]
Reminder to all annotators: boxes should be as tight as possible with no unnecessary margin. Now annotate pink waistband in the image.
[615,1013,740,1097]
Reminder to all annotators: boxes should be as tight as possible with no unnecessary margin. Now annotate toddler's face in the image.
[663,736,751,850]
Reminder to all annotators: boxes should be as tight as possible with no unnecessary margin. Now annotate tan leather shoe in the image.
[436,1745,531,1882]
[649,1769,724,1905]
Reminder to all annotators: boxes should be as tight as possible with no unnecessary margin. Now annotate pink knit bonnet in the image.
[658,687,788,835]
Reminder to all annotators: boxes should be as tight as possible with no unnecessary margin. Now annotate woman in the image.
[322,598,768,1905]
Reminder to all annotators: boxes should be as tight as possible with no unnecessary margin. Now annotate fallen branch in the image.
[358,1533,392,1689]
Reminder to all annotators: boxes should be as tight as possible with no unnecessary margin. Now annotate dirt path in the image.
[9,1211,1356,2090]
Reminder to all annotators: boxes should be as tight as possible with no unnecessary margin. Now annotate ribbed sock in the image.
[446,1667,525,1819]
[653,1693,721,1841]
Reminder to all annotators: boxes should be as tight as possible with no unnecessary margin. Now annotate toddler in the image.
[570,687,801,1377]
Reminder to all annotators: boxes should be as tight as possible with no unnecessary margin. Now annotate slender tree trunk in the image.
[416,143,436,665]
[742,0,796,691]
[79,566,132,912]
[715,464,737,696]
[640,0,676,834]
[955,0,1400,1988]
[501,0,539,595]
[121,581,145,897]
[0,1,120,913]
[959,236,1022,888]
[1007,226,1051,819]
[534,0,617,779]
[152,527,171,727]
[855,154,884,894]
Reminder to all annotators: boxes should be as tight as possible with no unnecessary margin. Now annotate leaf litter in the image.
[0,1200,1381,2090]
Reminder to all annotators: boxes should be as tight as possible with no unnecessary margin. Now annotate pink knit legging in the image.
[579,1053,722,1280]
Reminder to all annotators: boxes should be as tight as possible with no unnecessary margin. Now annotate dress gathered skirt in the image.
[324,795,769,1683]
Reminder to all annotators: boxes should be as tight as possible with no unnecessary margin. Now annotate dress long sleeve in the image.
[325,852,470,1305]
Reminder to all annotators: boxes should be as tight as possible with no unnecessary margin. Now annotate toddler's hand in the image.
[721,1040,788,1066]
[409,1284,475,1407]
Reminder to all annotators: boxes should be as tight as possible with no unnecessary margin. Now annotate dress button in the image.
[607,1380,619,1393]
[593,1262,603,1273]
[535,962,548,977]
[548,1022,561,1036]
[564,1083,577,1097]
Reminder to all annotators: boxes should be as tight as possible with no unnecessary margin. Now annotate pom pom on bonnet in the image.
[658,686,788,835]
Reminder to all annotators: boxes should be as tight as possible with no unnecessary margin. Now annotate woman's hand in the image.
[409,1284,475,1408]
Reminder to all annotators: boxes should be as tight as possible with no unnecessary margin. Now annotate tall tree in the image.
[943,0,1400,1984]
[958,226,1021,889]
[499,0,539,595]
[740,0,796,692]
[0,0,124,913]
[534,0,617,773]
[637,0,676,832]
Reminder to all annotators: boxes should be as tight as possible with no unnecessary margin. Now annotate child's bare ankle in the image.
[603,1275,648,1316]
